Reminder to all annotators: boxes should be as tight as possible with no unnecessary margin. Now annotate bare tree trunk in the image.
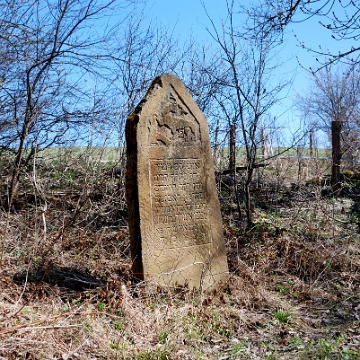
[245,168,254,227]
[8,149,24,210]
[332,120,342,193]
[7,119,33,210]
[229,124,242,218]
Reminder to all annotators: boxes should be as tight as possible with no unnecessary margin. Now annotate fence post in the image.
[213,118,220,167]
[229,124,236,174]
[309,129,314,157]
[261,126,267,157]
[332,121,342,192]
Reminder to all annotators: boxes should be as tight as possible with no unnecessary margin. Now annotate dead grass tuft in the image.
[0,157,359,358]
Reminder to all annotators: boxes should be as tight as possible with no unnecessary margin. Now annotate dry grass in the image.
[0,154,359,359]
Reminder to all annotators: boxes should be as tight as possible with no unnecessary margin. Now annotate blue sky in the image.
[144,0,355,146]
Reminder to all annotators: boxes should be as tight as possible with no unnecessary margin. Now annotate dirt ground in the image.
[0,157,359,359]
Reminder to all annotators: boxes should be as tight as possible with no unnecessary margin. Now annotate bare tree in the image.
[257,0,360,66]
[176,44,229,167]
[297,63,360,161]
[203,0,290,227]
[110,15,183,159]
[0,0,132,208]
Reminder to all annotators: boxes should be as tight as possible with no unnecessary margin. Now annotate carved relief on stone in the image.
[148,89,200,146]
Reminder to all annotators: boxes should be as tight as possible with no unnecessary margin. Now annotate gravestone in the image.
[126,74,228,289]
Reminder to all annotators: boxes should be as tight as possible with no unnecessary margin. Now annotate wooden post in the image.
[297,147,302,182]
[229,124,236,174]
[332,121,342,193]
[261,126,267,157]
[213,118,220,167]
[309,129,314,157]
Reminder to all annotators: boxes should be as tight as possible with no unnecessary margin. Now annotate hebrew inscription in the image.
[126,74,229,289]
[150,158,210,249]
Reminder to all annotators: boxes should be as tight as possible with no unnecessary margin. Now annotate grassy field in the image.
[0,149,359,359]
[8,145,336,163]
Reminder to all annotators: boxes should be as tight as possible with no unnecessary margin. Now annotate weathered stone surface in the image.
[126,74,228,289]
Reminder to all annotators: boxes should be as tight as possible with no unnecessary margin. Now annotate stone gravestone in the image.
[126,74,228,289]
